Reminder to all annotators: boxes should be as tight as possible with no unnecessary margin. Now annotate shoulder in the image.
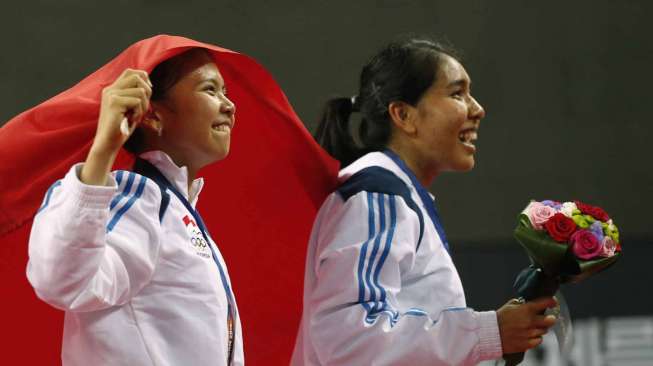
[111,170,162,203]
[337,166,412,202]
[335,164,425,248]
[106,170,167,233]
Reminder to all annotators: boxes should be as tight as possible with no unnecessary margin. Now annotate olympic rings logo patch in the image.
[183,215,212,259]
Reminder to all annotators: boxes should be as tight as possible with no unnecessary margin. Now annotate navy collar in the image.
[383,149,450,253]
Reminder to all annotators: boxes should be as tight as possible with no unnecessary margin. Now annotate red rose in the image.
[574,200,610,222]
[544,213,578,242]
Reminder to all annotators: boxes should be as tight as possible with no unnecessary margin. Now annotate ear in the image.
[388,101,417,135]
[141,107,163,136]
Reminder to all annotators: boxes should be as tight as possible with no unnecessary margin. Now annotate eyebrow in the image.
[202,77,220,84]
[200,77,225,88]
[446,79,470,89]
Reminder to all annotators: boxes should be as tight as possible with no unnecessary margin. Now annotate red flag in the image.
[0,35,339,365]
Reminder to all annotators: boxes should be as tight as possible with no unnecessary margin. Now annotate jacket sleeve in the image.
[307,191,502,365]
[26,163,162,312]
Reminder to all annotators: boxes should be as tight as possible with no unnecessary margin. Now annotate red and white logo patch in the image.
[183,215,212,259]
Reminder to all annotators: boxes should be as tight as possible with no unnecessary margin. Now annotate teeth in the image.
[458,130,477,143]
[213,124,230,132]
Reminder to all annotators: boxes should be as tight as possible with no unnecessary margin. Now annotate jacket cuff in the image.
[476,310,503,361]
[64,163,117,209]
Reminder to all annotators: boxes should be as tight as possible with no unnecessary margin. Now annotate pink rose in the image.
[600,236,617,257]
[526,202,556,230]
[570,229,603,260]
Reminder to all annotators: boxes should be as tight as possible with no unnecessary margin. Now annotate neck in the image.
[386,141,438,187]
[185,166,198,198]
[142,135,200,196]
[144,148,200,199]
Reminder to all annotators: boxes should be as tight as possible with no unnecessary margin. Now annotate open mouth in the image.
[212,122,232,133]
[458,128,478,148]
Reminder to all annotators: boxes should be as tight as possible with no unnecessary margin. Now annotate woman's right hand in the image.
[81,69,152,185]
[496,296,558,354]
[94,69,152,155]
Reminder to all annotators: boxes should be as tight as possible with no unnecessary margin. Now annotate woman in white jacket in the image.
[292,38,557,365]
[27,40,242,366]
[15,34,337,365]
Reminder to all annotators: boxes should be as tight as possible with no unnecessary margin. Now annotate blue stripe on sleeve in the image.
[37,180,62,214]
[109,171,135,211]
[357,192,376,312]
[360,193,433,327]
[365,193,385,308]
[373,194,396,311]
[115,170,124,185]
[405,308,429,316]
[106,175,146,233]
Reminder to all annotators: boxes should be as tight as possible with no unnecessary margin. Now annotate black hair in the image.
[123,48,211,154]
[314,38,460,166]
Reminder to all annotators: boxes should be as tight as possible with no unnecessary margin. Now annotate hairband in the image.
[350,95,359,112]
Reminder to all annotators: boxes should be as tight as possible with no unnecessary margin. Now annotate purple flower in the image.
[589,221,604,241]
[542,200,563,210]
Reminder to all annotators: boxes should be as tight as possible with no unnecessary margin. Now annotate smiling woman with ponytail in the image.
[315,39,449,167]
[293,38,558,365]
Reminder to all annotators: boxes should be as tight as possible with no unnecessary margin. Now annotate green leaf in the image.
[564,253,621,283]
[514,220,570,275]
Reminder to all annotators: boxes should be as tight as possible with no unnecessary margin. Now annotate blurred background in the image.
[1,1,651,364]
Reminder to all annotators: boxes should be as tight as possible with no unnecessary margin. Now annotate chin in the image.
[201,147,230,167]
[214,147,230,162]
[453,157,475,172]
[212,139,231,160]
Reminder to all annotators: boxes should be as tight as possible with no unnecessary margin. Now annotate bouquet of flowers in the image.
[517,199,620,281]
[504,199,621,365]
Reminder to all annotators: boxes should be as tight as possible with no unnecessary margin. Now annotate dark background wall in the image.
[2,0,651,319]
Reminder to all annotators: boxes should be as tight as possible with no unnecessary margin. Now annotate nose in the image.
[221,95,236,116]
[468,95,485,120]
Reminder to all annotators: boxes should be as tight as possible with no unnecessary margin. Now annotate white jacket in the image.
[292,151,502,366]
[27,151,244,366]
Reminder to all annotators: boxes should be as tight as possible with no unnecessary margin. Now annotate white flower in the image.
[522,201,538,215]
[560,202,578,218]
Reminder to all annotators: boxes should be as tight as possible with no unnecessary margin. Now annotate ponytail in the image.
[314,97,365,167]
[314,37,459,167]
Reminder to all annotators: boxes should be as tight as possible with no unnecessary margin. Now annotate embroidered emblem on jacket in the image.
[183,215,212,258]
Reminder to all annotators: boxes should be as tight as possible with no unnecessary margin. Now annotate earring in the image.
[156,124,163,137]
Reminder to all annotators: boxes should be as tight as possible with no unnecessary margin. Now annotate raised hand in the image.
[80,69,152,185]
[95,69,152,153]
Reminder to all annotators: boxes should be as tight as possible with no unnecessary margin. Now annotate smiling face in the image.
[408,54,485,177]
[152,50,235,171]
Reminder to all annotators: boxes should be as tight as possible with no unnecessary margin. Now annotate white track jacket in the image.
[27,151,244,366]
[292,151,502,366]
